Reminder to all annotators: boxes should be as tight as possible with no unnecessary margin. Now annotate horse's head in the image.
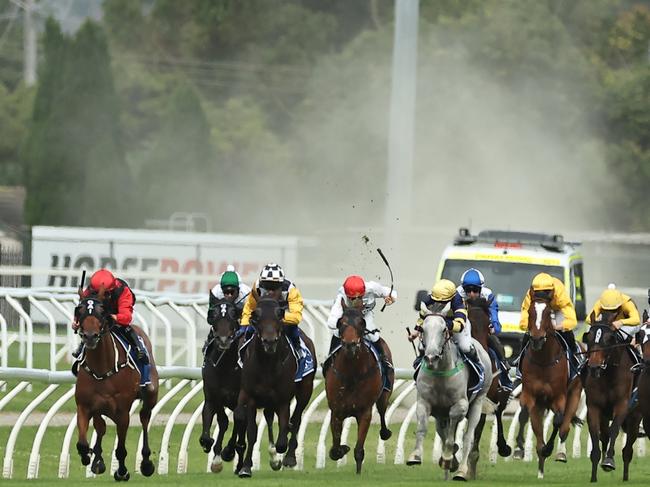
[583,321,617,378]
[419,302,451,369]
[207,299,240,351]
[466,296,490,338]
[76,292,109,350]
[252,298,284,354]
[337,298,365,356]
[527,295,555,351]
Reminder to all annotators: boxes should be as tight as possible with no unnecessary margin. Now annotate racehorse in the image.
[583,315,639,482]
[519,296,582,479]
[199,298,245,474]
[234,298,316,478]
[637,323,650,439]
[407,302,492,480]
[74,290,159,481]
[324,303,393,474]
[466,297,511,472]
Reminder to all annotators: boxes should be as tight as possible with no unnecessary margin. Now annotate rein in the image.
[80,332,133,381]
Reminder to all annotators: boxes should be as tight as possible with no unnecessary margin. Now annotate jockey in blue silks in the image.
[457,268,513,392]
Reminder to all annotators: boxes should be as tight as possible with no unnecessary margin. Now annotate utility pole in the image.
[23,0,37,86]
[384,0,419,250]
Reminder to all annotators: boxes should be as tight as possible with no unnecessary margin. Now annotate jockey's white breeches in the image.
[452,319,473,354]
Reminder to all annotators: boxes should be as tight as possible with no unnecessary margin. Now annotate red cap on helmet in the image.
[343,275,365,298]
[90,269,116,291]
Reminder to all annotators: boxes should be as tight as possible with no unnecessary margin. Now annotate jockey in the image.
[586,285,641,359]
[409,279,484,377]
[518,272,582,373]
[326,274,396,363]
[240,263,304,352]
[72,269,148,369]
[202,265,251,353]
[457,268,512,391]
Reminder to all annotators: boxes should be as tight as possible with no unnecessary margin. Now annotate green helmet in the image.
[220,271,239,289]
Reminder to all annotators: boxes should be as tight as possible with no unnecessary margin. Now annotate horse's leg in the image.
[602,401,629,472]
[529,404,547,479]
[283,376,313,468]
[238,398,258,478]
[557,378,582,462]
[514,405,529,459]
[454,398,484,481]
[199,398,216,454]
[444,399,467,468]
[468,413,486,480]
[139,390,156,477]
[587,405,602,482]
[407,397,431,465]
[209,404,229,473]
[329,412,350,460]
[622,412,641,481]
[75,405,92,466]
[113,411,131,481]
[353,408,372,474]
[599,414,610,463]
[221,405,238,462]
[264,408,282,471]
[89,415,106,474]
[496,389,512,457]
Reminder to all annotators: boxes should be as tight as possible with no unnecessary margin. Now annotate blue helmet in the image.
[461,268,484,288]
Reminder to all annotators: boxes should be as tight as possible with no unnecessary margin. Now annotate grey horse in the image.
[407,303,493,480]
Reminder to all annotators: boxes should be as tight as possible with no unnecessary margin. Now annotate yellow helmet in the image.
[532,273,555,291]
[600,289,624,310]
[430,279,457,301]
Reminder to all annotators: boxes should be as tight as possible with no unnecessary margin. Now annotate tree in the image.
[23,19,133,227]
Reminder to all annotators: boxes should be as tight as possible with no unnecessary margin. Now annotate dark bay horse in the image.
[199,298,244,474]
[583,317,639,482]
[234,298,316,478]
[325,303,392,474]
[75,291,159,481]
[466,297,511,475]
[519,297,582,479]
[636,323,650,439]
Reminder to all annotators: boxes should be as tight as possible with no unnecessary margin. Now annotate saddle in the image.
[237,334,315,382]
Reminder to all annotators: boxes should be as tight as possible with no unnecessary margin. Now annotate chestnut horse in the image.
[519,297,582,479]
[325,304,393,474]
[74,292,158,481]
[199,298,245,474]
[234,298,316,478]
[583,317,639,482]
[466,297,511,476]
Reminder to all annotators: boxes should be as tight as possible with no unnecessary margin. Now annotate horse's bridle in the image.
[337,314,367,352]
[78,298,111,345]
[420,311,452,361]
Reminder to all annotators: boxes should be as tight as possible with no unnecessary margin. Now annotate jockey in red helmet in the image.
[72,269,148,368]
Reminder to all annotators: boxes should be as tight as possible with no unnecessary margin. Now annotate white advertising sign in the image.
[31,226,298,293]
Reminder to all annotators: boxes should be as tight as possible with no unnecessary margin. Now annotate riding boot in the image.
[559,330,581,374]
[124,326,149,364]
[370,339,390,389]
[72,341,84,359]
[465,345,484,377]
[488,334,510,370]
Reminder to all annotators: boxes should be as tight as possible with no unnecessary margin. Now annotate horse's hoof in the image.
[199,435,214,454]
[140,459,155,477]
[452,472,467,481]
[276,440,288,454]
[222,445,236,462]
[329,445,350,461]
[406,453,422,466]
[91,459,106,475]
[498,444,512,457]
[601,457,615,472]
[380,428,392,441]
[238,466,252,478]
[210,456,223,473]
[555,452,567,463]
[270,458,282,471]
[282,455,297,468]
[513,447,525,460]
[80,455,91,466]
[113,470,130,482]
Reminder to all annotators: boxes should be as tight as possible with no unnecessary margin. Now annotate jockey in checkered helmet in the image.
[240,263,305,351]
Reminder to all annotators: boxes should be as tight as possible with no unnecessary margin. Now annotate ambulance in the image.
[433,228,586,360]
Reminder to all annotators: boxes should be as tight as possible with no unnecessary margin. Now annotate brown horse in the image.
[234,298,316,478]
[466,297,511,476]
[519,297,582,479]
[199,298,245,474]
[325,303,393,474]
[74,291,159,481]
[583,316,639,482]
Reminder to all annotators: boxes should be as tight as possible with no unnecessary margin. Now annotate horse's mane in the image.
[466,296,490,315]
